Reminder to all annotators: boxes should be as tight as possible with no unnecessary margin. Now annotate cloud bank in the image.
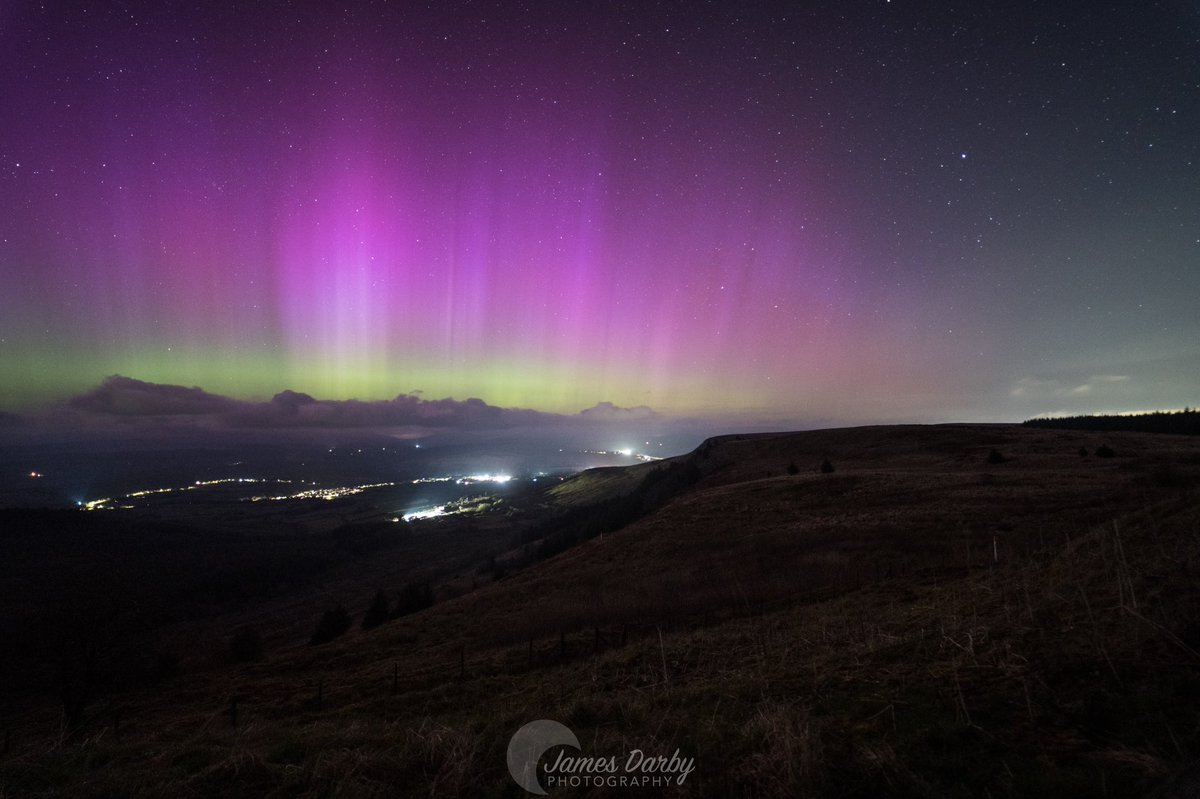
[1008,374,1133,401]
[58,375,661,431]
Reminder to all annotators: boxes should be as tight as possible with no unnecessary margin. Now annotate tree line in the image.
[1023,408,1199,436]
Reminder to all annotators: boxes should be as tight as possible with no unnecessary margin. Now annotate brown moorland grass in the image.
[2,424,1200,797]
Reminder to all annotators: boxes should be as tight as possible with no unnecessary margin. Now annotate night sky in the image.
[2,1,1197,423]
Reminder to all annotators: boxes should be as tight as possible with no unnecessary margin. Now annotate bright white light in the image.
[403,506,446,521]
[618,448,633,457]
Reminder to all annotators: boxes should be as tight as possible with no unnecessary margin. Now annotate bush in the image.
[476,554,505,579]
[1079,447,1089,457]
[820,459,835,474]
[229,627,263,663]
[361,589,391,630]
[309,605,352,645]
[1096,444,1116,458]
[393,583,434,618]
[786,462,800,475]
[986,449,1005,464]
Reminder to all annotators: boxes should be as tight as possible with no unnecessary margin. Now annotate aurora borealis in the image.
[1,1,1198,423]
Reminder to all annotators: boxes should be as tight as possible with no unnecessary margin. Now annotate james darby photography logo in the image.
[507,719,696,794]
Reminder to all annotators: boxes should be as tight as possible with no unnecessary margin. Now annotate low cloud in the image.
[69,375,240,416]
[55,375,663,431]
[577,401,660,423]
[1010,374,1131,400]
[228,390,552,429]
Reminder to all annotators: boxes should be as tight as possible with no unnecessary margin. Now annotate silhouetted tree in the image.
[309,605,352,645]
[392,583,434,618]
[361,589,390,630]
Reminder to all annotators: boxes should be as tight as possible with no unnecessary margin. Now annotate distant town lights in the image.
[456,473,512,485]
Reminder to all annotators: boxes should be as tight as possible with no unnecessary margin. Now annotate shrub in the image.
[786,462,800,475]
[820,459,835,474]
[393,583,434,618]
[1079,446,1089,457]
[361,589,391,631]
[986,449,1005,464]
[309,605,352,645]
[477,554,506,579]
[1096,445,1116,458]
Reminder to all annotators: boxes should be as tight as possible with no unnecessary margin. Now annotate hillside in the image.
[3,423,1200,797]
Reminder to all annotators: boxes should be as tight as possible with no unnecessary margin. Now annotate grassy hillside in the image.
[3,424,1200,797]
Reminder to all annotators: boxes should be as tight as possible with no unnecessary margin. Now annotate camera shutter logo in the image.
[506,719,581,795]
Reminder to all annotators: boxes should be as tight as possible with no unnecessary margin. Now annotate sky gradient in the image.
[2,1,1197,423]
